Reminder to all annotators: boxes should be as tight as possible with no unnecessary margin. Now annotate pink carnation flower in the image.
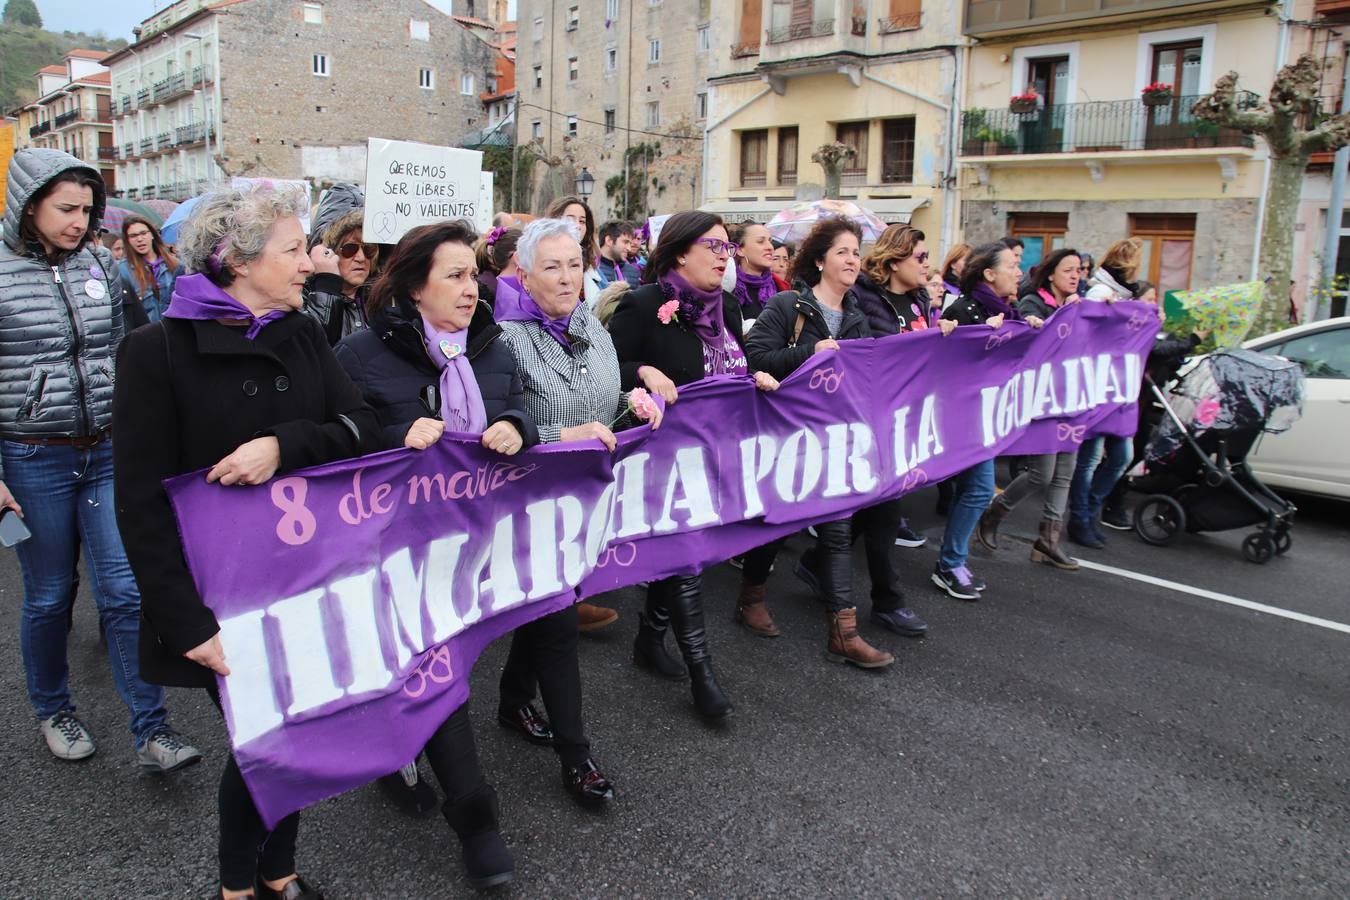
[628,387,658,422]
[657,299,679,325]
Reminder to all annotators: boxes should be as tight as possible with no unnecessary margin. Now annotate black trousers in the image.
[798,519,854,613]
[851,498,905,613]
[207,685,300,892]
[498,604,590,767]
[1105,405,1164,510]
[423,703,486,803]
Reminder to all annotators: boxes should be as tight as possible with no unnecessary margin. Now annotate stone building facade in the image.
[105,0,496,199]
[513,0,712,219]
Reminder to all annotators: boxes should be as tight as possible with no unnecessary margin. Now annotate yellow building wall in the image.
[710,56,953,235]
[0,122,15,214]
[962,154,1266,202]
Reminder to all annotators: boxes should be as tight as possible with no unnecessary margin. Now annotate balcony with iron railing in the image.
[877,11,921,33]
[175,122,213,146]
[155,132,174,152]
[730,41,761,58]
[966,0,1260,36]
[118,96,132,115]
[153,72,189,102]
[54,109,80,128]
[767,17,835,44]
[136,88,151,105]
[97,146,117,161]
[138,137,155,155]
[29,120,51,137]
[141,184,157,199]
[756,0,873,70]
[122,142,135,159]
[958,93,1259,159]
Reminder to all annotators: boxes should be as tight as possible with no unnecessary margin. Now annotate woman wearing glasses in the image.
[609,211,779,718]
[302,183,379,344]
[118,215,182,322]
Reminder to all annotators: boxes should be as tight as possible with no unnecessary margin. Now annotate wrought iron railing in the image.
[959,93,1259,156]
[878,12,921,33]
[119,96,131,114]
[138,137,154,154]
[136,88,150,105]
[156,132,173,151]
[97,146,117,161]
[767,18,835,43]
[122,142,135,159]
[29,120,51,137]
[54,109,80,127]
[730,42,760,58]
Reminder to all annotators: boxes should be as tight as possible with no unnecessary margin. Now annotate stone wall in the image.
[961,198,1258,288]
[216,0,494,180]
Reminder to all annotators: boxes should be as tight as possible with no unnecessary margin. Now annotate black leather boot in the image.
[664,575,732,720]
[442,785,515,890]
[632,582,686,680]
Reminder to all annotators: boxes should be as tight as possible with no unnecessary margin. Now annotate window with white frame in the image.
[409,18,430,40]
[606,0,619,19]
[604,108,616,133]
[696,91,707,119]
[460,73,474,95]
[605,47,617,72]
[532,16,544,40]
[312,53,329,76]
[697,25,710,52]
[531,120,542,138]
[303,2,323,25]
[533,65,542,88]
[568,57,579,80]
[646,100,660,127]
[566,5,579,29]
[566,115,578,137]
[649,39,661,63]
[419,67,434,90]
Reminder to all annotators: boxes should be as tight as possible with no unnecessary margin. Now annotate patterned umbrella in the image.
[1173,281,1266,348]
[101,198,163,233]
[765,199,890,246]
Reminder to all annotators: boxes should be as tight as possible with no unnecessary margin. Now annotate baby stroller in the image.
[1131,348,1304,564]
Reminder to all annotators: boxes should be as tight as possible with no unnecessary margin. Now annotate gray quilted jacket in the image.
[0,149,125,477]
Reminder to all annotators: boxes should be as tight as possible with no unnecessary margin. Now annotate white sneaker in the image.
[41,711,96,761]
[136,728,203,772]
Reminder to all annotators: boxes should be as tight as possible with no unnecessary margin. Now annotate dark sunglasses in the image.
[338,241,377,259]
[914,251,930,264]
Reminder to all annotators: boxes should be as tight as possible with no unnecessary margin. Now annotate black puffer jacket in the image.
[851,270,929,336]
[334,296,537,451]
[1015,288,1064,321]
[744,286,869,381]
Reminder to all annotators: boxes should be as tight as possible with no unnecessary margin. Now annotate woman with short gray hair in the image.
[114,184,380,900]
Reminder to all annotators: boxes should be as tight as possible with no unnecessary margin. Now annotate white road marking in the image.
[1076,558,1350,635]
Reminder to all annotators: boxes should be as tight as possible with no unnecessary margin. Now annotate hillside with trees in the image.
[1,0,127,113]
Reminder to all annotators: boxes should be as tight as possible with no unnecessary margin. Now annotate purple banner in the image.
[167,301,1157,826]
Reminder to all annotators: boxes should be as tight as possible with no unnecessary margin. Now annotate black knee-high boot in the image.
[663,574,732,720]
[632,579,685,680]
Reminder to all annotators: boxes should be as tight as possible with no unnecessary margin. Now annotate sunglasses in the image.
[914,251,930,264]
[695,237,735,255]
[338,241,377,260]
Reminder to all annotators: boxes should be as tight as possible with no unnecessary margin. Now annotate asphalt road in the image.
[1,485,1348,898]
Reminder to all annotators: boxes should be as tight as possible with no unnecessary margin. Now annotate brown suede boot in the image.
[1030,519,1079,570]
[735,583,780,637]
[976,497,1012,551]
[577,602,619,631]
[825,608,894,669]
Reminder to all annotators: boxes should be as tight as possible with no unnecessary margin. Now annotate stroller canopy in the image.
[1147,349,1305,465]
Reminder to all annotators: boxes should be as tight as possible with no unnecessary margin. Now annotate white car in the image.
[1241,317,1350,499]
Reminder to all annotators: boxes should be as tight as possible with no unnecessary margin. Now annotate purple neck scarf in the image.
[494,280,574,351]
[971,282,1017,319]
[163,273,287,339]
[732,265,777,315]
[421,316,488,433]
[491,275,524,319]
[659,270,725,345]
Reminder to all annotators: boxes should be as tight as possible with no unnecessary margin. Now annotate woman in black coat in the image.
[113,186,382,900]
[744,216,895,670]
[334,221,532,890]
[609,210,779,720]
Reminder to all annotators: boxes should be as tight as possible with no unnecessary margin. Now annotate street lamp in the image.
[576,167,594,199]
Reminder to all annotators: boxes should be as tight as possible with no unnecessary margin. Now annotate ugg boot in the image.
[1030,519,1079,570]
[735,583,779,637]
[976,497,1013,551]
[442,786,514,890]
[825,608,894,669]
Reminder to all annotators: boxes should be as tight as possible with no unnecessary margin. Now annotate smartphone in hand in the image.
[0,508,32,548]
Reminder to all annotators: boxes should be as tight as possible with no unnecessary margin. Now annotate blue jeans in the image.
[2,440,167,746]
[1068,435,1131,526]
[939,459,995,571]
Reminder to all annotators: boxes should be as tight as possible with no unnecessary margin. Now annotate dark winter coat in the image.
[334,297,538,450]
[113,313,381,687]
[851,270,929,336]
[744,286,870,381]
[1015,288,1066,321]
[941,293,1010,327]
[301,272,368,345]
[609,282,748,389]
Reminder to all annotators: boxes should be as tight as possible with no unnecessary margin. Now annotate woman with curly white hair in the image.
[113,184,380,900]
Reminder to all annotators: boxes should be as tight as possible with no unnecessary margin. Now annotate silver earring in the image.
[817,263,824,271]
[679,258,686,266]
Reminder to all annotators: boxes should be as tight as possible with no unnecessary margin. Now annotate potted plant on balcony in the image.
[1142,82,1174,107]
[976,126,1017,156]
[1009,91,1040,115]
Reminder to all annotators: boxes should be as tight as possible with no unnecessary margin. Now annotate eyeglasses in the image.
[338,241,377,260]
[914,251,929,264]
[125,230,153,240]
[695,237,735,256]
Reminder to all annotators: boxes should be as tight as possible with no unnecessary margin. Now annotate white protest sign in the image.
[474,171,494,235]
[647,213,673,249]
[232,177,312,233]
[363,138,483,244]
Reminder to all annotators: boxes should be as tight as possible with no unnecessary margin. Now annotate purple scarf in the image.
[421,316,487,433]
[971,282,1018,320]
[659,270,725,345]
[491,275,524,319]
[163,273,287,339]
[493,280,574,351]
[733,266,777,317]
